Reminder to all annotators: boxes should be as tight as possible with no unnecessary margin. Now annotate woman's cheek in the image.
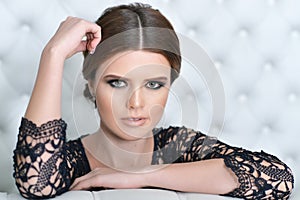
[148,94,169,123]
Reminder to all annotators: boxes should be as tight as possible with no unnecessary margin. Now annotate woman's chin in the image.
[117,120,157,139]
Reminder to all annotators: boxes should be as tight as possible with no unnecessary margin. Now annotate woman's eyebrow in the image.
[144,76,168,82]
[103,74,129,81]
[103,74,168,82]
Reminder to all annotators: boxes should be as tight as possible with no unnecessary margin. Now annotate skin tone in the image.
[23,16,238,196]
[93,51,171,142]
[81,51,171,171]
[24,17,101,124]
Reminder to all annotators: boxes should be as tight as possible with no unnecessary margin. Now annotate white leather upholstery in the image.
[0,0,299,199]
[5,190,236,200]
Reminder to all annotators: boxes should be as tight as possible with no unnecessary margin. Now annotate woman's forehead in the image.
[97,51,171,77]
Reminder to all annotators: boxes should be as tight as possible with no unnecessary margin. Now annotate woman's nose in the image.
[127,87,145,110]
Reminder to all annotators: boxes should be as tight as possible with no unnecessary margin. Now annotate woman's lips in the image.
[121,117,148,126]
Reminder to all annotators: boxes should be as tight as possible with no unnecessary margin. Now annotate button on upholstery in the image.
[238,93,248,104]
[214,60,222,70]
[261,125,272,135]
[263,62,274,71]
[21,24,31,32]
[187,28,197,38]
[267,0,276,6]
[291,29,300,38]
[238,28,249,37]
[288,93,297,103]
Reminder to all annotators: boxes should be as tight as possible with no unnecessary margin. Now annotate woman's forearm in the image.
[13,17,101,198]
[24,46,65,125]
[23,17,101,126]
[144,159,238,195]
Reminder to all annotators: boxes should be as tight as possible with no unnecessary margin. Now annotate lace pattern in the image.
[13,119,294,199]
[13,118,90,199]
[152,126,294,199]
[223,150,294,199]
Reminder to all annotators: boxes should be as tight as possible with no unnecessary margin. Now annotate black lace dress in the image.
[13,118,294,199]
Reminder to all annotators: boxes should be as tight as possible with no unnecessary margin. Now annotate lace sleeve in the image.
[13,118,91,199]
[222,149,294,199]
[153,126,294,199]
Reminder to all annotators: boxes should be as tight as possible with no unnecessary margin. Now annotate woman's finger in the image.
[71,175,102,191]
[70,168,109,190]
[86,25,101,53]
[86,32,95,54]
[48,16,102,58]
[77,41,88,53]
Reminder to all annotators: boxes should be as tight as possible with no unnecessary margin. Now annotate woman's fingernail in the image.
[89,50,95,55]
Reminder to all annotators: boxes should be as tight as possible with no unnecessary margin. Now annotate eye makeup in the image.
[103,74,168,89]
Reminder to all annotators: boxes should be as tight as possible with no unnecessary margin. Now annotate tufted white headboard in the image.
[0,0,299,198]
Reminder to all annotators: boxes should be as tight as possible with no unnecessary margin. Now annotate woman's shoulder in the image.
[153,125,209,146]
[66,133,90,147]
[65,136,91,173]
[153,125,206,137]
[64,137,85,157]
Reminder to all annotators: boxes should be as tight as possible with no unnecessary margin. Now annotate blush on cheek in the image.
[148,104,166,125]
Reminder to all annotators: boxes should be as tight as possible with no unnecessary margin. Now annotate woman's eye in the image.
[146,81,165,90]
[107,79,127,88]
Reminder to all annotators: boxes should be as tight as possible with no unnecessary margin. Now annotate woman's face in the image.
[91,51,171,140]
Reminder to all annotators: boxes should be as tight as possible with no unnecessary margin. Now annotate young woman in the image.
[13,3,294,199]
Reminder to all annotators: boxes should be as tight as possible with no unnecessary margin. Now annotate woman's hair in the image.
[82,3,181,102]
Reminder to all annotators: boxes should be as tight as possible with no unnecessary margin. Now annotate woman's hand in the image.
[70,167,147,191]
[24,17,101,125]
[45,16,101,59]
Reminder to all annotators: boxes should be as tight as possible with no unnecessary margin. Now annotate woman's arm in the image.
[157,127,294,199]
[145,159,238,194]
[25,17,101,125]
[146,152,294,199]
[13,17,101,199]
[70,159,238,195]
[70,127,294,199]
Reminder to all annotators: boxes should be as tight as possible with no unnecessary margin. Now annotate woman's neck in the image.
[82,125,154,172]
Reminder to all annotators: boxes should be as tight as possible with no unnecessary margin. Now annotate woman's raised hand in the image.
[23,17,101,124]
[45,16,101,59]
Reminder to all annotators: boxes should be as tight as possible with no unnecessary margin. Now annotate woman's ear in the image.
[88,80,96,97]
[88,80,97,108]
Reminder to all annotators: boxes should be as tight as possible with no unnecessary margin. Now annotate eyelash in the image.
[106,79,165,90]
[107,79,127,88]
[145,81,165,90]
